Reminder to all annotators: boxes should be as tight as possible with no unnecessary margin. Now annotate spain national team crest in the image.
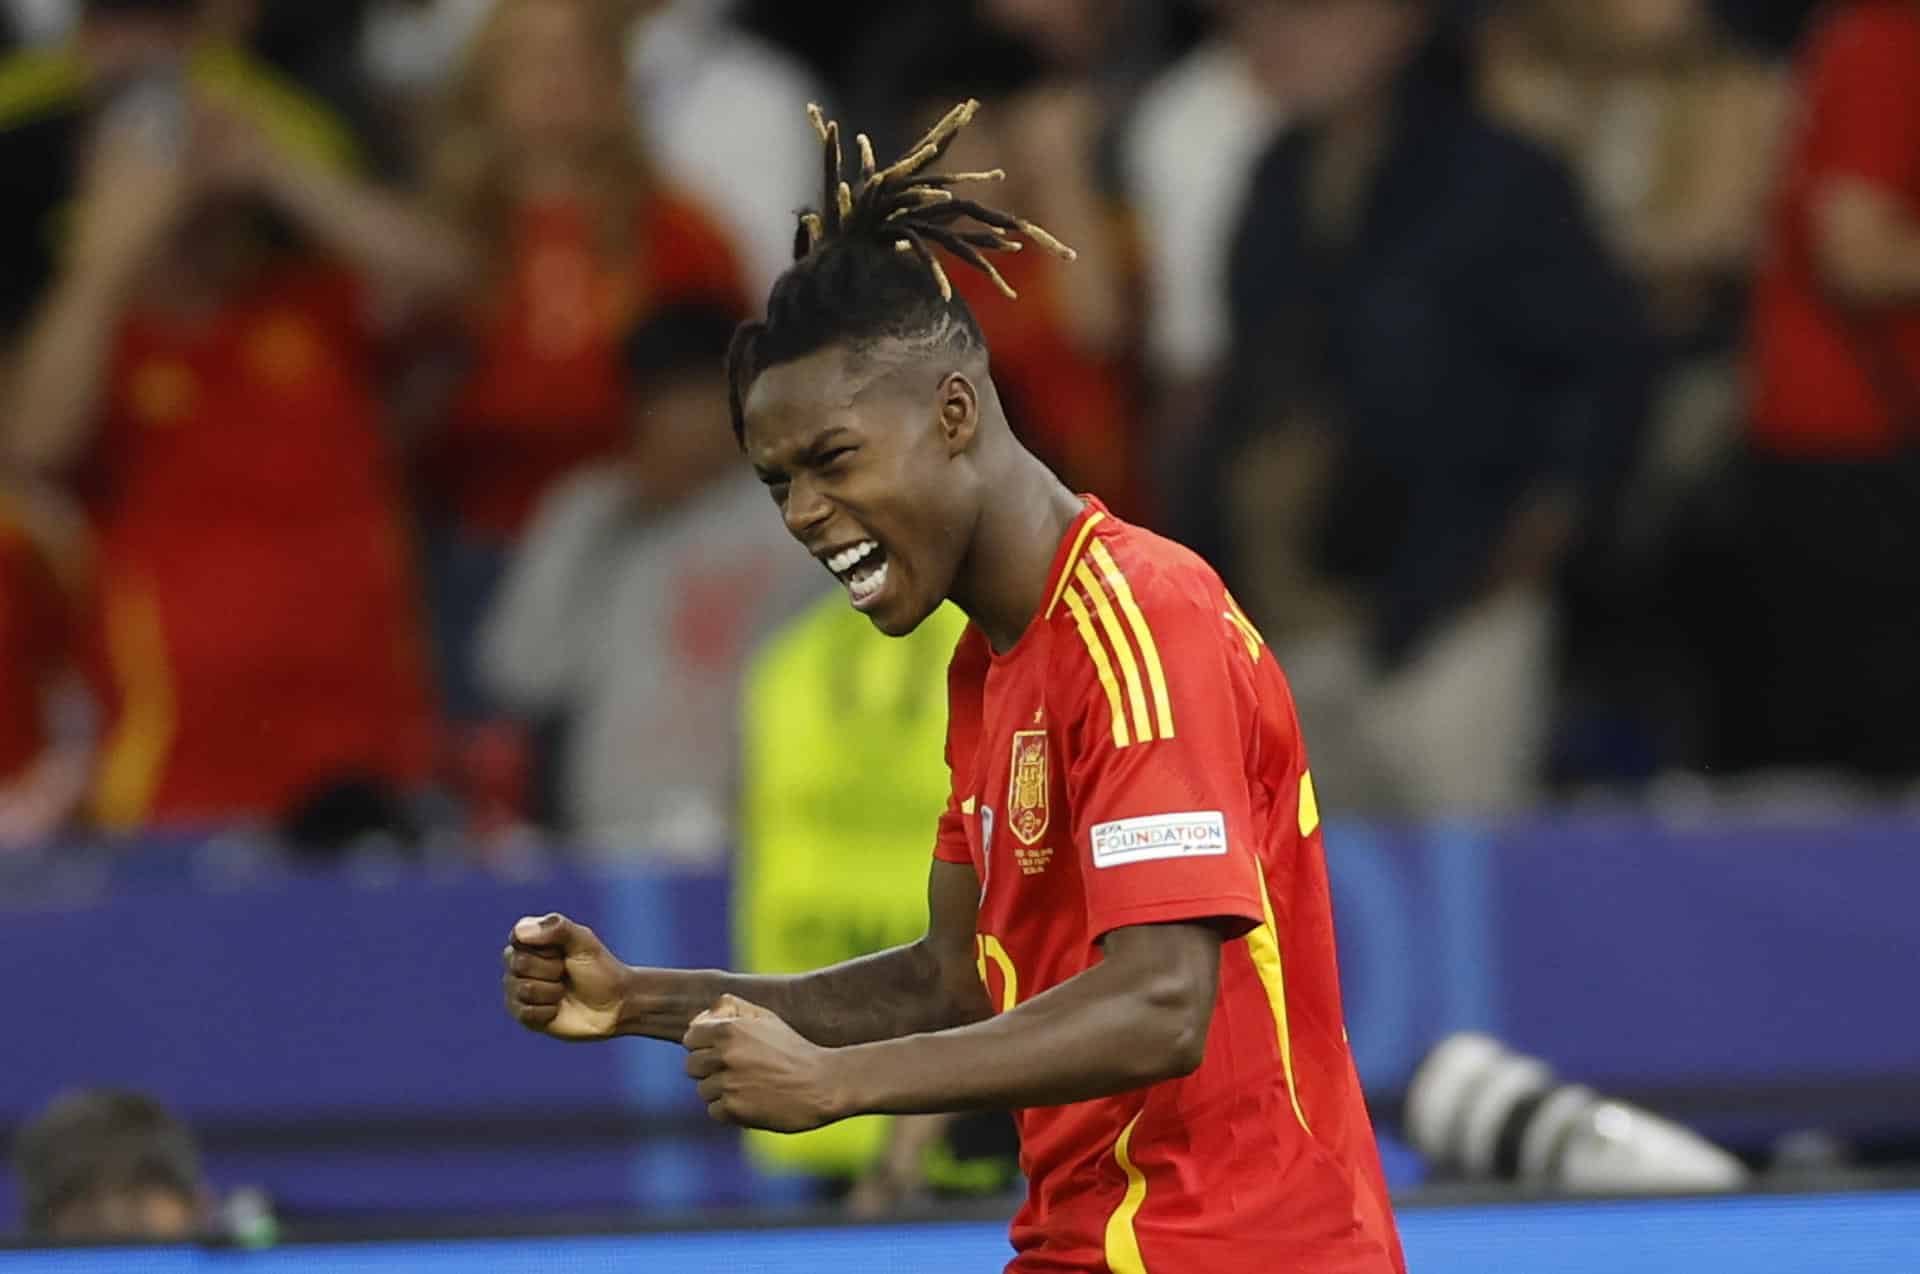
[1008,729,1050,846]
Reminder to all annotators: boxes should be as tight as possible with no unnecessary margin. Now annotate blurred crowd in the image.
[0,0,1910,865]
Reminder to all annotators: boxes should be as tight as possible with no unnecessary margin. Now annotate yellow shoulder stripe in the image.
[1223,591,1262,663]
[1089,541,1173,739]
[1042,511,1106,620]
[1063,587,1129,747]
[1073,561,1153,745]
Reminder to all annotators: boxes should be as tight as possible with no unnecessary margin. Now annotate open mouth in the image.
[824,539,891,612]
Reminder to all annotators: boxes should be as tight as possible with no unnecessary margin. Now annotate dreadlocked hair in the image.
[726,99,1077,445]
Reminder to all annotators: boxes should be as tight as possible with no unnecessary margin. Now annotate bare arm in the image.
[503,860,990,1048]
[248,151,472,306]
[1815,176,1920,307]
[681,921,1225,1132]
[822,921,1221,1114]
[2,124,188,474]
[196,101,472,310]
[622,859,989,1046]
[3,263,138,473]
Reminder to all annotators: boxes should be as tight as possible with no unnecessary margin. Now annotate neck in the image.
[950,435,1085,654]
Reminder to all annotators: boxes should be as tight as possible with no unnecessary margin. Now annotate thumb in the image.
[709,994,776,1022]
[513,913,599,953]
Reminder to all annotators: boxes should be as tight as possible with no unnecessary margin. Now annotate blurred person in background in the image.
[13,1090,208,1242]
[359,0,819,299]
[0,478,90,851]
[1120,0,1287,480]
[0,0,465,841]
[1728,0,1920,782]
[418,0,745,724]
[478,302,820,860]
[1477,0,1789,784]
[1187,0,1655,816]
[734,597,1018,1211]
[1483,0,1787,352]
[626,0,828,300]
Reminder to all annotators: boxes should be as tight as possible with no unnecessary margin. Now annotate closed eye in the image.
[817,446,857,471]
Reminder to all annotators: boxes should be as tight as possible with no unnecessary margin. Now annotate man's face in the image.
[51,1185,202,1242]
[628,372,735,506]
[742,347,979,637]
[490,0,622,157]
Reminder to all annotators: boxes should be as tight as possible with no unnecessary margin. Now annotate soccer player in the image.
[503,101,1405,1273]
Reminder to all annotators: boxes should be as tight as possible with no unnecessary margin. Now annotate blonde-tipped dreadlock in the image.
[799,98,1074,303]
[727,100,1077,444]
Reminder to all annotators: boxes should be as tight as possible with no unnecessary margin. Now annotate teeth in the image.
[826,540,878,575]
[847,559,889,606]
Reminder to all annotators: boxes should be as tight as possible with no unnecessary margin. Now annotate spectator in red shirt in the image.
[419,0,745,721]
[0,3,469,837]
[1740,0,1920,778]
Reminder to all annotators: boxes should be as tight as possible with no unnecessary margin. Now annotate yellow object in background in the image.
[735,597,970,1181]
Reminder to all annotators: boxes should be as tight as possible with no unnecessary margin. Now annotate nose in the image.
[781,472,832,540]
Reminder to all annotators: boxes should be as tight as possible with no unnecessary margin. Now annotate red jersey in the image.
[83,262,434,827]
[430,193,744,539]
[935,500,1404,1274]
[1750,0,1920,458]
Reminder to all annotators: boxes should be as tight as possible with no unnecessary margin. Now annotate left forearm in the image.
[259,161,473,302]
[828,959,1202,1117]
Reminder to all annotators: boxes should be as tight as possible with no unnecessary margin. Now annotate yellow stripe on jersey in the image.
[1298,771,1320,838]
[1074,563,1154,745]
[1063,587,1130,748]
[1223,591,1264,664]
[1042,511,1107,620]
[975,933,1020,1013]
[1103,1111,1150,1274]
[1089,541,1174,740]
[1246,860,1312,1135]
[93,578,177,830]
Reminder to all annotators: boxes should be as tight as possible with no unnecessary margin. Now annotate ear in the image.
[937,372,978,457]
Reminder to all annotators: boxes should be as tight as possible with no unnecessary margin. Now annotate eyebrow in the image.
[753,427,856,483]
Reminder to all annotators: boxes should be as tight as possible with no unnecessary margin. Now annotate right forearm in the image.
[619,941,984,1048]
[4,265,135,473]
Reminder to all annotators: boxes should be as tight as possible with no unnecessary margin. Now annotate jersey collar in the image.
[1040,496,1109,624]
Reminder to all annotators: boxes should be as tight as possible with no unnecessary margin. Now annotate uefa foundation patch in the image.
[1089,811,1228,868]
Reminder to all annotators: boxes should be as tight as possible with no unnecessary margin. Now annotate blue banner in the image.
[3,812,1917,1219]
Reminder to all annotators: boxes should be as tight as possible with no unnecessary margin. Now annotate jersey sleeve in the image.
[933,626,988,866]
[1809,9,1920,193]
[1058,549,1267,942]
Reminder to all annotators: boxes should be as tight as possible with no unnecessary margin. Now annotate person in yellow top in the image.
[735,592,1015,1208]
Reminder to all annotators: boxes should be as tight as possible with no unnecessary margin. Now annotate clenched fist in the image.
[682,995,847,1133]
[501,913,629,1041]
